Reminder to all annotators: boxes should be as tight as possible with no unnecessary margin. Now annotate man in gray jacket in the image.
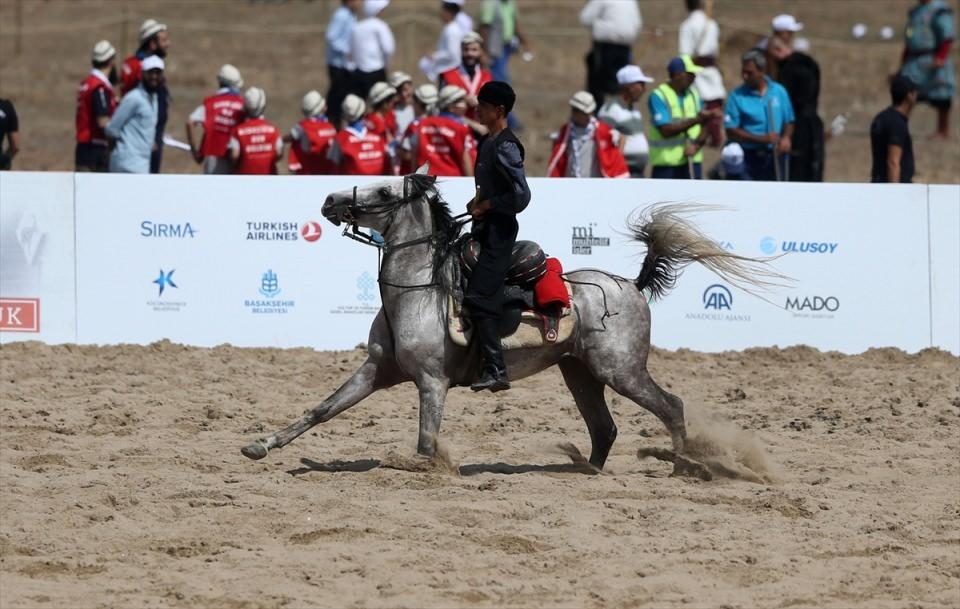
[106,55,163,173]
[598,64,654,177]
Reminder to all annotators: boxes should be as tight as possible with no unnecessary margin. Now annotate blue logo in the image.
[761,236,838,254]
[259,269,281,298]
[141,221,196,238]
[760,236,777,255]
[357,272,376,302]
[153,269,177,296]
[703,284,733,310]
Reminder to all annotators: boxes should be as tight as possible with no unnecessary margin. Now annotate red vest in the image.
[75,73,116,144]
[201,92,245,158]
[398,117,423,175]
[415,115,475,177]
[288,117,337,175]
[231,117,281,175]
[546,119,630,178]
[120,56,141,95]
[364,111,398,142]
[439,67,492,120]
[334,127,389,176]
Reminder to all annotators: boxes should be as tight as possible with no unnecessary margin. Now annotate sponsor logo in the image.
[0,298,40,332]
[571,223,610,255]
[785,295,840,319]
[141,221,197,238]
[686,284,750,322]
[15,212,45,266]
[148,269,185,312]
[245,220,322,242]
[330,272,380,315]
[245,269,294,314]
[761,236,838,255]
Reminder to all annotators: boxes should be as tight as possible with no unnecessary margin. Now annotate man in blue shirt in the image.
[724,50,795,181]
[106,56,163,173]
[325,0,360,126]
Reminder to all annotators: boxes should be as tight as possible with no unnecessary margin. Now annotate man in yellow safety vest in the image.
[647,54,720,178]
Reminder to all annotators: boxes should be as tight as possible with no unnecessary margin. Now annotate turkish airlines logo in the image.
[0,298,40,332]
[300,221,322,242]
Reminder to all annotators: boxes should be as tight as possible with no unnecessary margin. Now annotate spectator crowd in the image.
[0,0,953,183]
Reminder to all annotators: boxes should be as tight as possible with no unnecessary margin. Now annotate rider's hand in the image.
[471,200,492,218]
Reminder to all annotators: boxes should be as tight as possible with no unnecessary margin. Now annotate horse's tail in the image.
[631,203,788,301]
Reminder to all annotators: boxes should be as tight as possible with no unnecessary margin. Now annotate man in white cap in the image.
[598,64,654,177]
[419,1,469,81]
[399,83,439,174]
[106,55,164,174]
[410,85,475,176]
[389,71,416,136]
[350,0,395,99]
[547,90,629,178]
[75,40,118,172]
[228,87,283,175]
[707,142,746,180]
[438,31,493,123]
[757,14,803,51]
[679,0,726,148]
[288,91,337,175]
[186,65,245,175]
[121,18,171,173]
[328,94,391,175]
[365,82,399,172]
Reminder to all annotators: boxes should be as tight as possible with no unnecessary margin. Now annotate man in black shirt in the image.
[870,75,918,183]
[0,98,19,170]
[465,81,531,392]
[770,37,824,181]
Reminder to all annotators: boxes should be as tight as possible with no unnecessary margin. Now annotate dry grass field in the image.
[0,0,957,182]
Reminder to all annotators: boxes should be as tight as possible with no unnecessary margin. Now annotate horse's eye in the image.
[379,187,392,199]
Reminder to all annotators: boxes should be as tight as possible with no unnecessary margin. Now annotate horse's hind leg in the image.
[558,356,617,469]
[599,370,687,454]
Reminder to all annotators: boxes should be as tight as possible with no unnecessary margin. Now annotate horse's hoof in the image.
[241,440,269,460]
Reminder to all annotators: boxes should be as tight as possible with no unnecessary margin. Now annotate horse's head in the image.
[322,163,435,236]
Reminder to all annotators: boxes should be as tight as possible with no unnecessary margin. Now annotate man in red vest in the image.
[75,40,118,172]
[547,90,629,178]
[328,94,392,175]
[412,85,475,176]
[228,87,283,175]
[186,64,245,174]
[121,19,170,173]
[288,91,337,175]
[439,31,493,122]
[365,81,399,172]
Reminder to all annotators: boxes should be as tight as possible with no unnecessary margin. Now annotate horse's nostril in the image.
[323,195,335,210]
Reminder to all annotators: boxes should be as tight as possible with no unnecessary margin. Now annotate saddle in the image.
[449,238,576,349]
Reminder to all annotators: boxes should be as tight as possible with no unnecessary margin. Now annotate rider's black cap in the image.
[477,81,516,114]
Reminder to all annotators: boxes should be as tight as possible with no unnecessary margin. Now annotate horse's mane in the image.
[407,174,464,298]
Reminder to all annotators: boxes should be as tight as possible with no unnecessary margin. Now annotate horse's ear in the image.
[415,162,430,175]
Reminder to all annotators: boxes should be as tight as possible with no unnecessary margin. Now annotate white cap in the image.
[217,64,243,88]
[772,14,803,33]
[461,31,484,46]
[414,83,439,106]
[363,0,389,17]
[569,90,596,114]
[342,94,367,122]
[721,142,744,174]
[447,0,465,4]
[91,40,116,63]
[438,85,467,109]
[616,64,654,86]
[388,71,412,88]
[244,87,267,117]
[368,82,397,106]
[138,18,167,44]
[301,90,326,117]
[140,55,165,72]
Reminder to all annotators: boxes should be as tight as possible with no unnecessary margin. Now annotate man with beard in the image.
[75,40,118,172]
[106,56,164,174]
[439,32,493,122]
[121,19,171,173]
[769,36,824,181]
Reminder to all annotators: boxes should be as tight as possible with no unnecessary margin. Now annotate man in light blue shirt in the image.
[106,55,162,173]
[724,49,795,181]
[325,0,360,126]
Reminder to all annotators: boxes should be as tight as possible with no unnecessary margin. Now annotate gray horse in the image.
[241,166,776,472]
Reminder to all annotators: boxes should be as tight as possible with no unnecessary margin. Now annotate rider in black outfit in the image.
[466,81,531,392]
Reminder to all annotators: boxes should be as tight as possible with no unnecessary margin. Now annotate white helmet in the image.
[217,64,243,89]
[91,40,116,63]
[301,90,326,117]
[438,85,467,110]
[368,81,397,107]
[341,94,367,123]
[244,87,267,117]
[138,18,167,44]
[414,83,439,106]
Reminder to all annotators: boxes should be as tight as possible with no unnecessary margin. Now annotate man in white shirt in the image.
[419,1,468,81]
[580,0,641,109]
[598,64,654,177]
[350,0,395,99]
[679,0,726,147]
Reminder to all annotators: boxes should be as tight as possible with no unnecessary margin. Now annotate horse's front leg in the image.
[415,372,451,457]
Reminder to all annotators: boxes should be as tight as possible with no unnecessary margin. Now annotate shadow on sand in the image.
[287,457,596,477]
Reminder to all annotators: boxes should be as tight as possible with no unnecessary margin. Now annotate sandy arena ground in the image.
[1,340,958,608]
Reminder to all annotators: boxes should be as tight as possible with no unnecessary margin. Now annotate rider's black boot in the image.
[470,317,510,392]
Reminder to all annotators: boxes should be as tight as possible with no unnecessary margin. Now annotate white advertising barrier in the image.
[0,171,77,343]
[75,174,390,349]
[928,185,960,355]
